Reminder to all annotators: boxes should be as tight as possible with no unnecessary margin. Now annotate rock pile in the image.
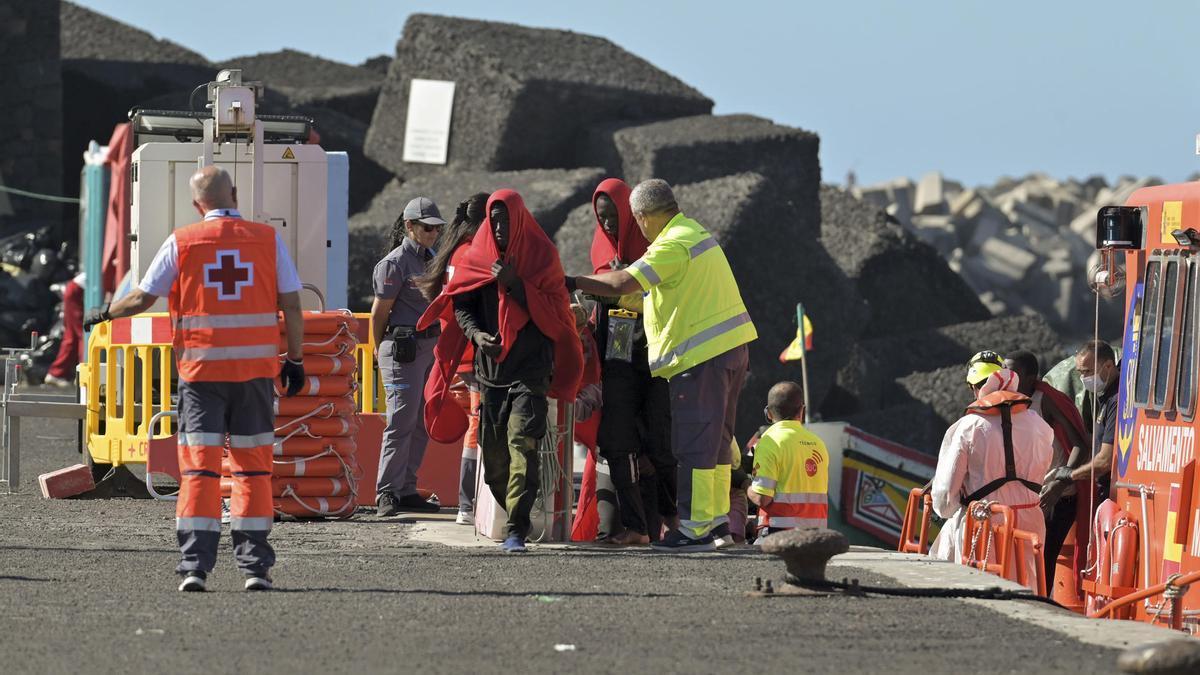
[0,0,62,236]
[818,186,1069,450]
[365,14,713,179]
[218,48,392,213]
[854,171,1145,337]
[348,167,605,308]
[59,1,213,209]
[9,7,1092,451]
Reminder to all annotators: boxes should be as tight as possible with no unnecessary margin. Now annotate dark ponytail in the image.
[384,214,408,256]
[416,192,490,300]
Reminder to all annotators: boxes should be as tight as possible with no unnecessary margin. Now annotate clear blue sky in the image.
[76,0,1200,188]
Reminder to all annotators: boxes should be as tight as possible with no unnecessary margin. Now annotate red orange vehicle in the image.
[1082,190,1200,632]
[898,192,1200,633]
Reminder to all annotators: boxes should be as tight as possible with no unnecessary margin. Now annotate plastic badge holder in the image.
[606,309,638,362]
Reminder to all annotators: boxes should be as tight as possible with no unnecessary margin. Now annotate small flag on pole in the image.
[779,304,813,363]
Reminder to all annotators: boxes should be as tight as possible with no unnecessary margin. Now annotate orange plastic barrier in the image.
[898,488,934,554]
[961,500,1047,595]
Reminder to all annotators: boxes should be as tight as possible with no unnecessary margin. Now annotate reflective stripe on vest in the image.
[176,312,279,330]
[170,218,280,383]
[764,493,828,529]
[766,516,828,529]
[179,344,279,363]
[647,311,753,373]
[638,215,757,379]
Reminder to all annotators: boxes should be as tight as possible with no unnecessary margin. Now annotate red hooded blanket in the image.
[418,190,583,443]
[588,178,648,273]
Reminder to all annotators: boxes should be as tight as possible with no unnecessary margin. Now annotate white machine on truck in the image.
[126,69,348,310]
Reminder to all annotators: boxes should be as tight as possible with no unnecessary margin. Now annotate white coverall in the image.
[930,407,1053,590]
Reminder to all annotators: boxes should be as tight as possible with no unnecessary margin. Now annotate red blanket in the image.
[418,190,583,443]
[570,330,602,542]
[588,178,648,273]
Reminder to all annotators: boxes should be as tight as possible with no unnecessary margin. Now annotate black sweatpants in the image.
[596,359,674,536]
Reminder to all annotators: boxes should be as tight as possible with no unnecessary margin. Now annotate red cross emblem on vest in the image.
[203,249,254,300]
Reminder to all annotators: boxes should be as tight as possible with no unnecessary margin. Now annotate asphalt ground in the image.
[1,414,1126,674]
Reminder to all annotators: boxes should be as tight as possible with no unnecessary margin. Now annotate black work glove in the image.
[82,305,112,332]
[280,358,305,397]
[472,331,502,359]
[564,276,578,293]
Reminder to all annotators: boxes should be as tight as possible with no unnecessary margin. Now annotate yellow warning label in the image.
[281,147,295,160]
[1162,200,1183,244]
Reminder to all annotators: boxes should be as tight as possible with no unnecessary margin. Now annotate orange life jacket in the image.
[960,390,1042,505]
[169,217,280,382]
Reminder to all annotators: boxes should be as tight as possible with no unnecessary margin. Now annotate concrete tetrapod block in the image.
[826,314,1064,419]
[913,171,947,216]
[366,14,712,178]
[346,167,604,310]
[586,115,821,211]
[666,174,861,432]
[820,186,989,339]
[979,237,1039,283]
[1117,639,1200,675]
[759,528,849,586]
[218,48,384,124]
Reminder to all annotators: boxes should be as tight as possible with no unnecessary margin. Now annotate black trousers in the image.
[596,360,674,536]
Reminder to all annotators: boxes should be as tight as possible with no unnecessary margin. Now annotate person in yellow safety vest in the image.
[748,381,829,542]
[568,179,757,552]
[930,351,1053,591]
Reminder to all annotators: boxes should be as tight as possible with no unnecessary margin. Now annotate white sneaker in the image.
[244,575,273,591]
[220,499,231,525]
[714,535,737,549]
[43,373,71,387]
[455,510,474,525]
[178,572,207,592]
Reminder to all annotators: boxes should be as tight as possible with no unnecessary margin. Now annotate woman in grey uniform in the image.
[371,196,445,517]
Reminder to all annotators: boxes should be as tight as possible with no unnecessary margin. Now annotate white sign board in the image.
[403,79,456,164]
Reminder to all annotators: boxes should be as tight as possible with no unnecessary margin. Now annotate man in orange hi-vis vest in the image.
[84,166,306,592]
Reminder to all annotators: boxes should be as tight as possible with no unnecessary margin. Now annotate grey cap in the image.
[402,196,445,225]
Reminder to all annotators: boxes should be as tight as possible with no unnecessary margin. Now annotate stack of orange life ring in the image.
[220,311,362,519]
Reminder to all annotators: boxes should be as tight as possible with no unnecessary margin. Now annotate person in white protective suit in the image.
[930,351,1054,590]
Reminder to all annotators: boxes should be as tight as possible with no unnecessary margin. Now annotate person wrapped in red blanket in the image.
[585,178,676,545]
[418,190,582,552]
